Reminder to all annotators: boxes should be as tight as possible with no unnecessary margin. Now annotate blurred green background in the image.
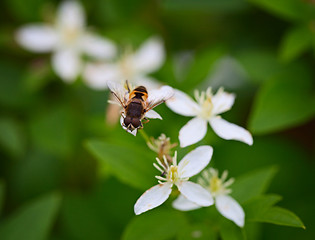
[0,0,315,239]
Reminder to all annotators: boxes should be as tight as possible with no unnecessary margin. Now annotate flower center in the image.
[120,49,135,78]
[200,98,213,119]
[62,27,81,45]
[198,168,234,197]
[209,175,222,194]
[195,88,214,119]
[167,166,179,183]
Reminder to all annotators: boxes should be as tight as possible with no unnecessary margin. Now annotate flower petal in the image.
[176,181,213,207]
[81,33,117,60]
[178,145,213,178]
[15,25,57,52]
[209,117,253,145]
[56,0,85,30]
[179,117,208,148]
[145,110,162,119]
[52,49,82,82]
[83,63,121,90]
[166,89,200,117]
[132,36,165,74]
[134,183,173,215]
[172,194,201,211]
[215,195,245,227]
[212,88,235,115]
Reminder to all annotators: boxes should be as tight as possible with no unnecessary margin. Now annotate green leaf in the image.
[0,61,28,107]
[5,0,46,21]
[235,50,283,83]
[0,117,25,158]
[183,46,226,90]
[60,192,110,240]
[29,105,77,157]
[253,206,305,228]
[249,64,315,134]
[177,223,217,240]
[162,0,248,13]
[231,166,277,203]
[244,194,282,220]
[9,151,62,201]
[0,192,61,240]
[122,210,187,240]
[0,181,5,216]
[60,178,139,240]
[85,139,156,190]
[279,26,313,62]
[23,62,52,93]
[248,0,309,21]
[219,218,245,240]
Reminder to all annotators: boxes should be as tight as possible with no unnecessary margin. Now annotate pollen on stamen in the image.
[163,155,169,168]
[221,170,229,182]
[206,87,213,98]
[194,89,200,102]
[223,178,235,188]
[201,169,208,180]
[173,151,178,166]
[153,163,164,173]
[155,175,167,181]
[156,157,166,170]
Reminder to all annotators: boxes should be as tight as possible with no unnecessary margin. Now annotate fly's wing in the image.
[107,81,129,108]
[145,85,174,112]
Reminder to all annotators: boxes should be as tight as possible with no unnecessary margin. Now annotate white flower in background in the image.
[166,87,253,147]
[134,146,214,215]
[15,0,116,82]
[83,36,165,90]
[173,168,245,227]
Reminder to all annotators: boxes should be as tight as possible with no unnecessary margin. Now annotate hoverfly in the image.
[107,81,174,135]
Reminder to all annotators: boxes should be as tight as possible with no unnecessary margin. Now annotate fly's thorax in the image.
[129,86,148,102]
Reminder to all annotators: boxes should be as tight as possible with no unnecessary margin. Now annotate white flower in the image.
[134,146,214,215]
[172,168,245,227]
[15,1,116,82]
[166,87,253,147]
[83,36,165,90]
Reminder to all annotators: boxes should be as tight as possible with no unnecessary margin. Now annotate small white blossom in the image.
[166,87,253,147]
[173,168,245,227]
[134,146,214,215]
[83,36,165,90]
[15,0,116,82]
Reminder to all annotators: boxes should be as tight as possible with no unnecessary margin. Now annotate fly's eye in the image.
[131,118,141,128]
[124,117,132,126]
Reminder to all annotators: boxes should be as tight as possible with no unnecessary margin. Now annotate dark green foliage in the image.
[0,0,313,239]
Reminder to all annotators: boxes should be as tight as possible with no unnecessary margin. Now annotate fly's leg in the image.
[142,117,150,125]
[138,121,144,129]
